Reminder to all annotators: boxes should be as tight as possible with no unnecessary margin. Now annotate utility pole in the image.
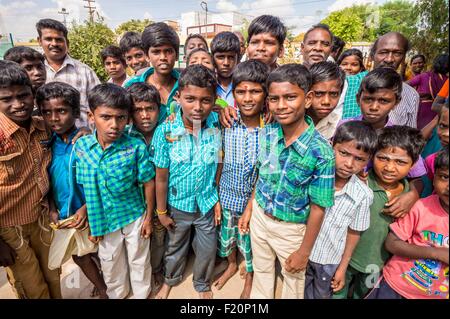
[200,1,208,25]
[83,0,96,23]
[58,7,69,27]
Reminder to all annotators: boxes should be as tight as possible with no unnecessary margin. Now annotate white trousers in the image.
[98,214,151,299]
[250,199,306,299]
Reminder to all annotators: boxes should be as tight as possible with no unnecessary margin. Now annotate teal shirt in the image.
[125,67,180,123]
[125,124,155,161]
[342,71,368,119]
[255,116,335,223]
[74,132,155,236]
[152,109,221,214]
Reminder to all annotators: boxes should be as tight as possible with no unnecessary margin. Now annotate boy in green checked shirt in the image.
[239,64,335,299]
[74,83,155,299]
[152,65,222,299]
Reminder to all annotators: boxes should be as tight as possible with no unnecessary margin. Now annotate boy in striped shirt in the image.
[305,121,377,299]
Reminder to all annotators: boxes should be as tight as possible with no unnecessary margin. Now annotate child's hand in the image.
[383,191,418,218]
[140,216,153,239]
[214,202,222,226]
[158,214,176,231]
[433,247,449,264]
[238,211,251,235]
[72,126,92,144]
[331,267,346,292]
[88,235,103,244]
[284,249,309,274]
[219,106,238,128]
[49,210,60,226]
[68,207,88,229]
[0,237,17,267]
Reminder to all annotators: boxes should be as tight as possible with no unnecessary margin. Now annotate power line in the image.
[84,0,96,23]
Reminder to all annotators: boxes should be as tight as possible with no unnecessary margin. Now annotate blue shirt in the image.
[125,67,180,124]
[152,109,221,214]
[49,129,85,219]
[217,83,234,108]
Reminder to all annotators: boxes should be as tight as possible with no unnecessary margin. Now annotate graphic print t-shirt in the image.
[383,195,449,299]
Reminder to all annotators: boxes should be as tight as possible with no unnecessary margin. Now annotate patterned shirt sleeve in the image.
[152,125,170,168]
[308,152,335,208]
[136,143,155,184]
[350,191,373,231]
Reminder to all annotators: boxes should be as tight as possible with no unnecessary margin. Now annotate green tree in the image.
[115,19,153,36]
[410,0,449,63]
[68,19,116,82]
[321,10,365,42]
[375,0,417,39]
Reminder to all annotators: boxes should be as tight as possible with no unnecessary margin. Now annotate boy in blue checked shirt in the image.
[74,83,155,299]
[36,82,108,299]
[152,65,221,299]
[239,64,335,299]
[126,82,166,289]
[305,121,377,299]
[214,60,269,299]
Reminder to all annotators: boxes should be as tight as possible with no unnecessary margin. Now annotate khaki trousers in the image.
[0,214,62,299]
[250,199,306,299]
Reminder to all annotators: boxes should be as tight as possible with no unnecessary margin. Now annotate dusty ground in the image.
[0,253,283,299]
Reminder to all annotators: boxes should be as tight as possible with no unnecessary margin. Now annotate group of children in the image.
[0,14,448,300]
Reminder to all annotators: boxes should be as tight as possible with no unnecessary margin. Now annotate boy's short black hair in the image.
[267,63,312,93]
[232,59,270,94]
[186,48,212,65]
[3,46,45,64]
[35,82,81,118]
[376,125,426,164]
[142,22,180,57]
[248,15,287,47]
[184,34,209,55]
[178,64,218,94]
[36,18,68,39]
[304,24,333,43]
[435,146,449,171]
[88,83,133,113]
[333,120,378,155]
[127,82,161,107]
[119,31,144,54]
[0,60,32,90]
[331,35,345,55]
[357,67,403,101]
[211,32,240,56]
[100,45,126,65]
[336,48,366,72]
[309,61,346,92]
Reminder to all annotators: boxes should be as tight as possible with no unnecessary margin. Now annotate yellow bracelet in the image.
[155,209,168,216]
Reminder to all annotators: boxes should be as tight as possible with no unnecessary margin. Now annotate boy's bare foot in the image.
[99,290,109,299]
[213,262,238,290]
[199,291,213,299]
[90,286,99,298]
[155,283,172,299]
[240,272,253,299]
[153,272,164,291]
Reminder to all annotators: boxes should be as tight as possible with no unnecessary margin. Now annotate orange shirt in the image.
[0,113,51,227]
[438,78,449,98]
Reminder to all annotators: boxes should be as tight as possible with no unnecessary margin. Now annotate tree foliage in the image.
[68,19,116,82]
[115,19,153,36]
[321,10,365,42]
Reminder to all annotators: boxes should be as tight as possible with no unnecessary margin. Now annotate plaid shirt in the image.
[219,114,263,212]
[152,110,221,214]
[126,124,155,162]
[342,71,368,119]
[255,116,335,224]
[74,133,155,236]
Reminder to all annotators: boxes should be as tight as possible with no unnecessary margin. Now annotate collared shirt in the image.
[74,133,155,236]
[217,83,235,108]
[49,129,86,219]
[219,113,262,212]
[152,110,221,214]
[350,170,410,273]
[0,114,51,227]
[125,124,155,162]
[107,74,132,87]
[315,111,341,140]
[45,55,101,128]
[310,175,373,265]
[125,67,180,123]
[342,71,419,128]
[255,116,335,224]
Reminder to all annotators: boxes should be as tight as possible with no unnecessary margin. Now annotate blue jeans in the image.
[163,206,217,292]
[304,261,339,299]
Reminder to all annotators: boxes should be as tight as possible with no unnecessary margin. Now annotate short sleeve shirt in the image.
[255,116,335,223]
[74,133,155,236]
[152,110,221,214]
[383,195,449,299]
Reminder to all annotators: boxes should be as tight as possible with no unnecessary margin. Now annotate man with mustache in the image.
[36,18,100,128]
[341,32,419,129]
[301,24,333,69]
